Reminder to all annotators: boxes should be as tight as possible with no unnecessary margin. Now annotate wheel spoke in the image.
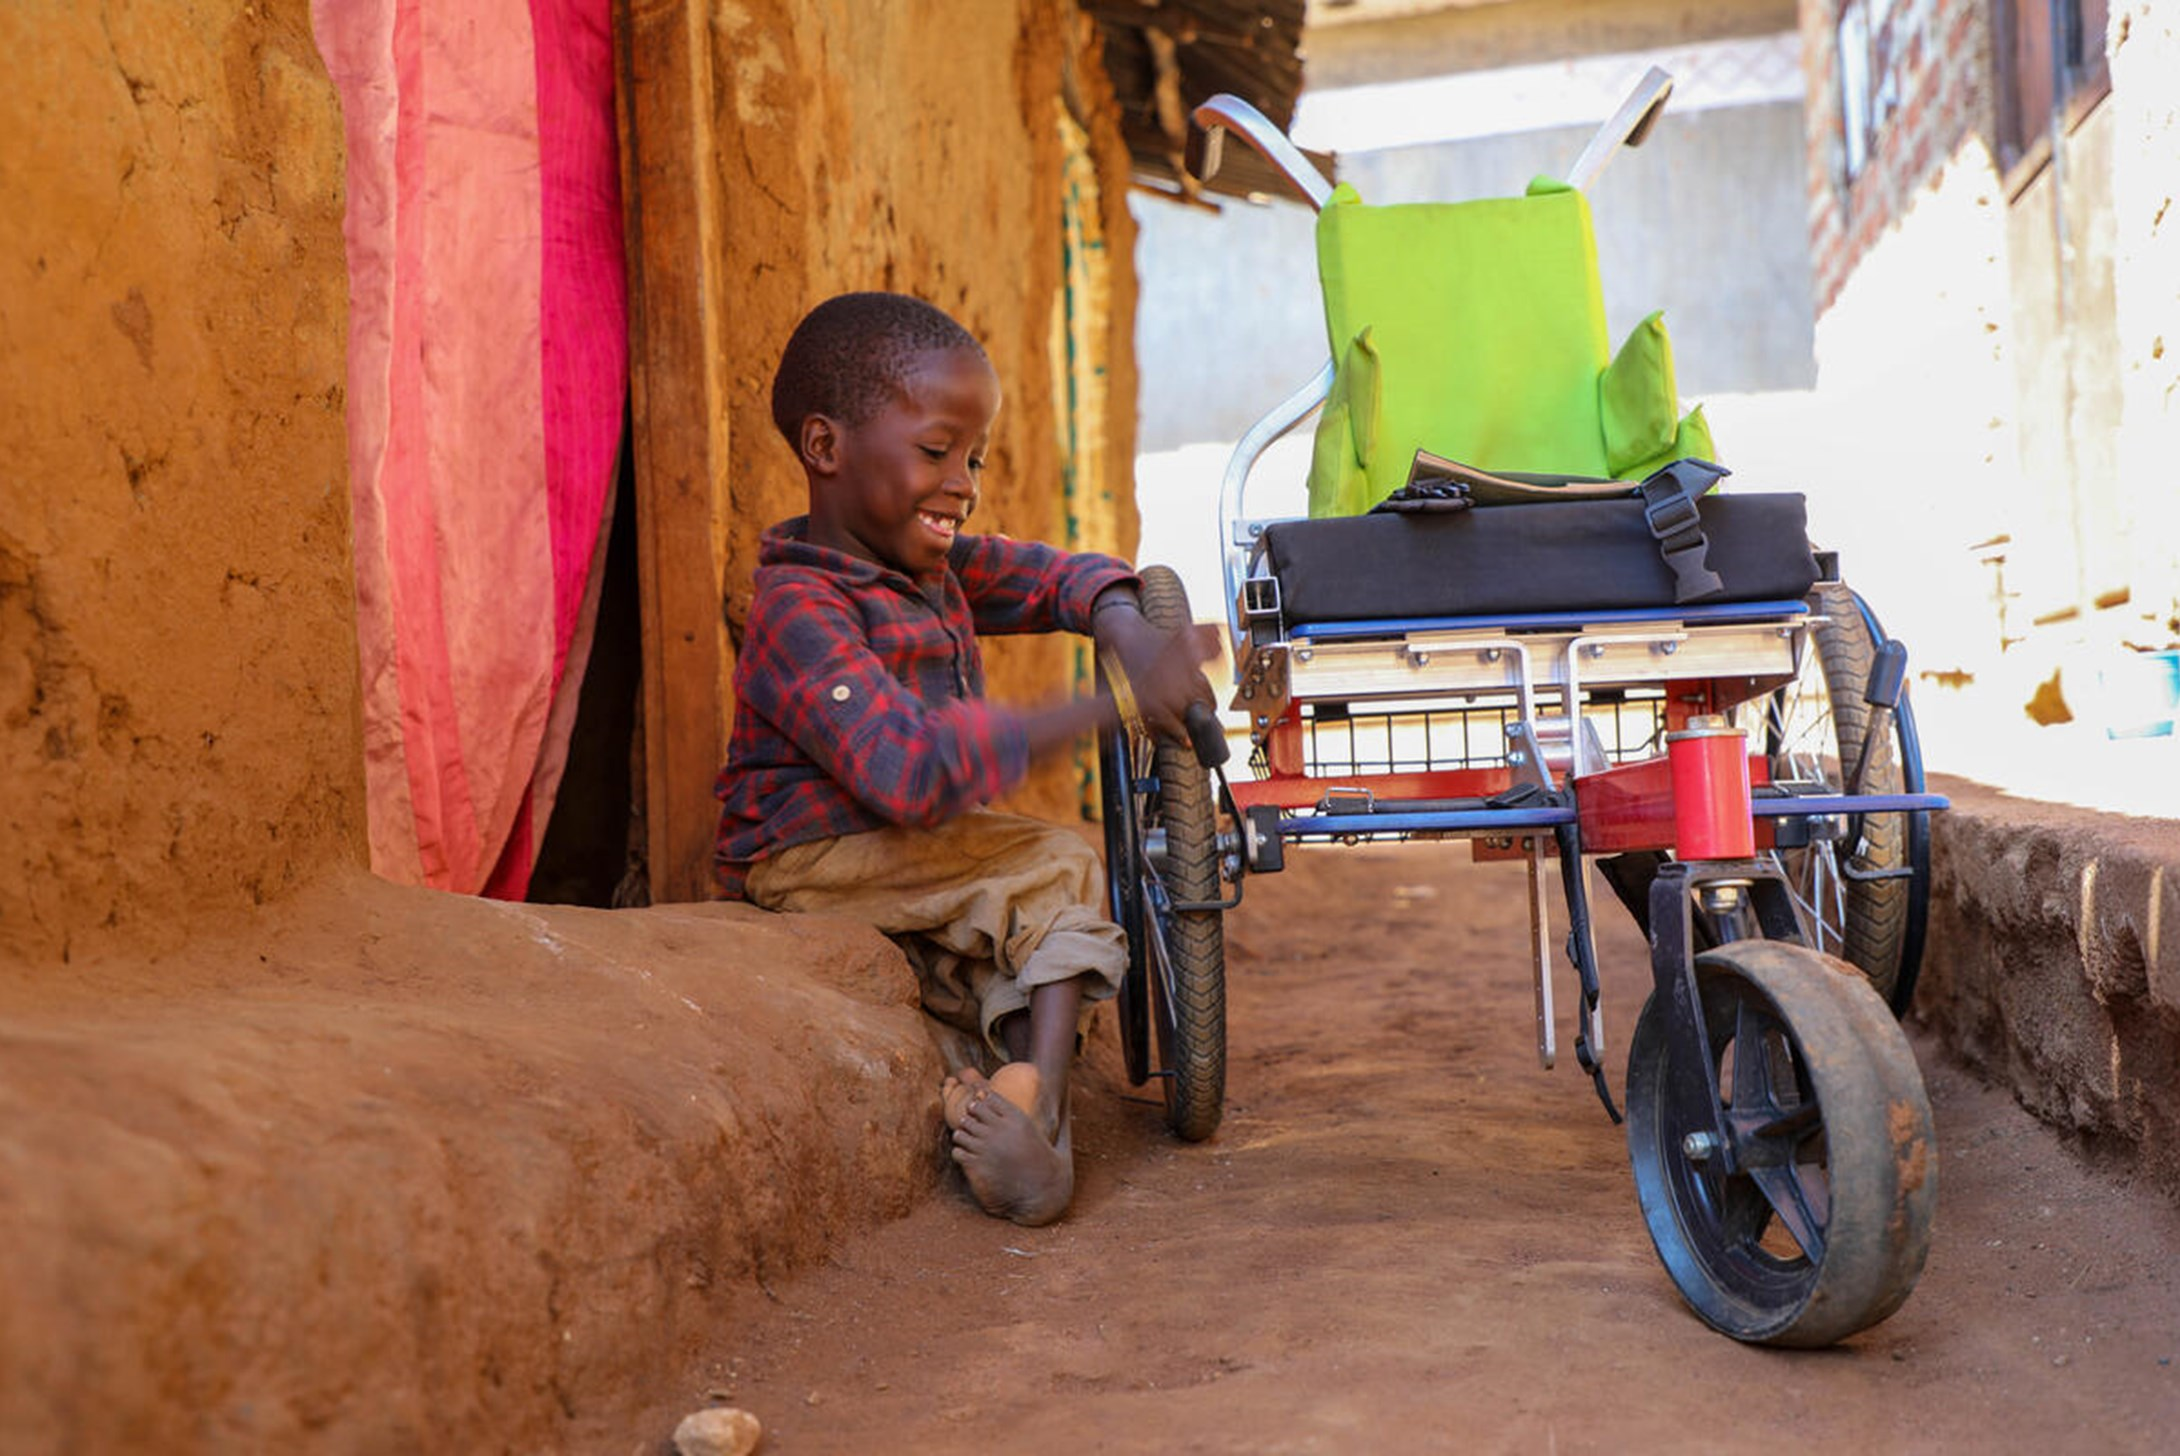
[1729,1005,1827,1262]
[1752,1099,1821,1141]
[1774,693,1832,778]
[1730,1000,1772,1109]
[1807,844,1842,955]
[1141,873,1178,1008]
[1714,1171,1774,1248]
[1765,841,1844,958]
[1748,1161,1827,1263]
[1823,848,1847,948]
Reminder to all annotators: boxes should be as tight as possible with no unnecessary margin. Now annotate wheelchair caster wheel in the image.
[1625,938,1935,1346]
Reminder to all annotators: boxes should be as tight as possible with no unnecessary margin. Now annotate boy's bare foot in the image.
[941,1067,987,1131]
[951,1088,1072,1226]
[989,1062,1042,1116]
[941,1062,1043,1131]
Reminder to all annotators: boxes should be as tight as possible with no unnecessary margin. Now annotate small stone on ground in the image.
[672,1405,762,1456]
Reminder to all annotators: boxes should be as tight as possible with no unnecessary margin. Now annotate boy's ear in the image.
[799,413,843,475]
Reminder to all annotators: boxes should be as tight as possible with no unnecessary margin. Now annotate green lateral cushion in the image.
[1307,388,1358,520]
[1617,403,1720,483]
[1307,326,1383,518]
[1310,180,1614,515]
[1600,310,1679,476]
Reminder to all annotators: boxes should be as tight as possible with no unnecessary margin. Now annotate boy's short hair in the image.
[771,292,987,446]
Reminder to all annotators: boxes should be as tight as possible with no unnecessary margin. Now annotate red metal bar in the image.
[1228,765,1515,811]
[1573,751,1772,853]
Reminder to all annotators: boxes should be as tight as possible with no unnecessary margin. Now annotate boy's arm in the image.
[949,532,1134,637]
[742,579,1035,826]
[949,532,1217,740]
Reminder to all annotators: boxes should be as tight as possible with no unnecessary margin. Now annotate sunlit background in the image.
[1128,0,2179,818]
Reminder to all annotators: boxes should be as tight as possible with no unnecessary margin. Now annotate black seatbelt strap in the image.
[1637,458,1731,603]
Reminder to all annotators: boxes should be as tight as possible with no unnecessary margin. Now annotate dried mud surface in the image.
[662,844,2180,1454]
[0,871,949,1453]
[1,0,361,966]
[7,843,2180,1452]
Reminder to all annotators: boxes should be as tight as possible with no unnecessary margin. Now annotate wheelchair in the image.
[1097,71,1947,1348]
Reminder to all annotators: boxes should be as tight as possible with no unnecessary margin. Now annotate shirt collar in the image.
[761,515,946,593]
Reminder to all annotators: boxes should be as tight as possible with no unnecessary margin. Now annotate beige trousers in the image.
[743,809,1127,1057]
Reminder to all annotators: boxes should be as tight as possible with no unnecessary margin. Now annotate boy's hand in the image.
[1092,589,1219,742]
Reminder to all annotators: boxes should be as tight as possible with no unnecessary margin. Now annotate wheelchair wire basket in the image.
[1252,687,1670,785]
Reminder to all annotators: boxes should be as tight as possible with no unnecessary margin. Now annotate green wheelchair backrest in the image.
[1307,176,1715,518]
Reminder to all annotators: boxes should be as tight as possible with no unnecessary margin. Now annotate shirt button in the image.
[830,684,851,702]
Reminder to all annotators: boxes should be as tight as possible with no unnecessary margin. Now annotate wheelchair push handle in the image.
[1186,702,1231,769]
[1864,638,1909,710]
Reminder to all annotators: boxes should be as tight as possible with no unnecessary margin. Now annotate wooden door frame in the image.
[613,0,731,904]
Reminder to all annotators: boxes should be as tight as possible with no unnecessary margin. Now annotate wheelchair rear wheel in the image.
[1625,937,1935,1347]
[1737,581,1929,1012]
[1097,565,1226,1142]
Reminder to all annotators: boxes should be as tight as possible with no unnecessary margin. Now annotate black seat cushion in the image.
[1262,494,1818,624]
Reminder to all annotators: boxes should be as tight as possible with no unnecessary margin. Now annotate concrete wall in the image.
[1793,0,2179,763]
[1131,191,1321,453]
[1303,0,1796,82]
[1335,105,1818,397]
[2105,3,2180,637]
[1133,101,1816,453]
[2005,108,2127,614]
[1133,0,1812,455]
[0,0,364,966]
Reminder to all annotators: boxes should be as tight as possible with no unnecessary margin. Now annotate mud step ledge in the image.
[1919,774,2180,1199]
[0,870,947,1449]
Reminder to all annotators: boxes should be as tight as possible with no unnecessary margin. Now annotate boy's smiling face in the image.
[804,345,1000,578]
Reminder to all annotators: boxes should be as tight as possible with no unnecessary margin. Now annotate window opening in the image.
[1994,0,2112,184]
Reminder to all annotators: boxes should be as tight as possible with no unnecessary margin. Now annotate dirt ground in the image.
[650,843,2180,1455]
[8,838,2180,1452]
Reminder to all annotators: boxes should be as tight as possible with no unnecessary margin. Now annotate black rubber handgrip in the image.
[1865,639,1908,710]
[1185,702,1230,768]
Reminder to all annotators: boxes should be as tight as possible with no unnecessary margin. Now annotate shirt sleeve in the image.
[739,575,1031,826]
[948,532,1136,637]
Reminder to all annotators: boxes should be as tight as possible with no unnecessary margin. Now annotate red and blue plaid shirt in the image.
[713,516,1134,897]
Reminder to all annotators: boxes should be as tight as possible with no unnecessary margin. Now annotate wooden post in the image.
[614,0,732,903]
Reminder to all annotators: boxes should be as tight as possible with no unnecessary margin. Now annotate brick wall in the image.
[1800,0,1996,310]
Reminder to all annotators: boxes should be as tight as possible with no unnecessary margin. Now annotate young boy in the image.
[714,291,1214,1226]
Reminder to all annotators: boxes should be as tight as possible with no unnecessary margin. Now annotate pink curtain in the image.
[314,0,628,897]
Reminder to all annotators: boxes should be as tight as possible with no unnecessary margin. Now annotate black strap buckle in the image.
[1637,461,1730,603]
[1640,488,1701,542]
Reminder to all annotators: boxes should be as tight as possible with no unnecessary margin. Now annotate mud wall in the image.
[1919,781,2180,1200]
[0,0,362,965]
[707,0,1141,824]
